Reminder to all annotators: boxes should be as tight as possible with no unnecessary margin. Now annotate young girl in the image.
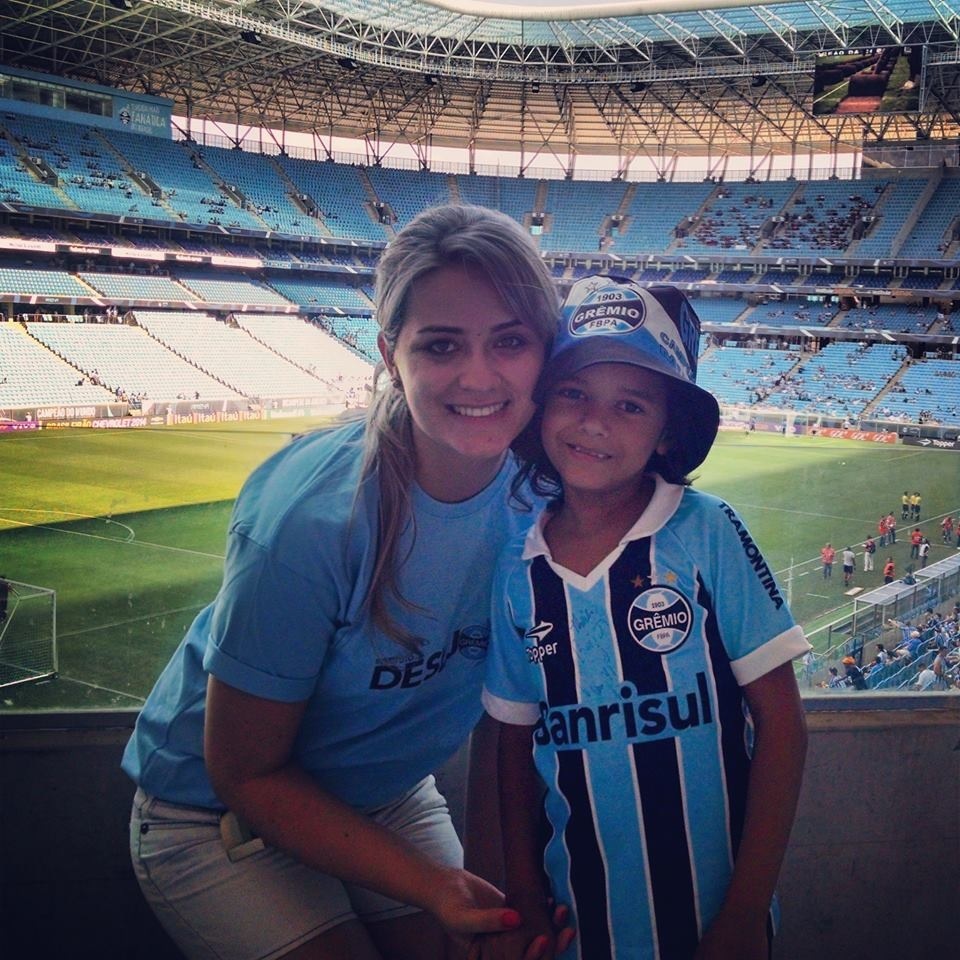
[482,276,810,960]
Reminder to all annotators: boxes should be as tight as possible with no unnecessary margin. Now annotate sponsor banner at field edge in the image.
[0,420,40,432]
[92,416,149,429]
[813,428,898,443]
[0,403,129,422]
[43,419,93,430]
[901,435,960,450]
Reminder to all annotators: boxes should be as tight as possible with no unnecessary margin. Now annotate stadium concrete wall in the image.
[1,698,956,960]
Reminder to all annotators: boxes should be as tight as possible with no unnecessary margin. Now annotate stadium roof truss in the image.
[2,0,960,171]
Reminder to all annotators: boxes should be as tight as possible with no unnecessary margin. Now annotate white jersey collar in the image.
[522,473,684,563]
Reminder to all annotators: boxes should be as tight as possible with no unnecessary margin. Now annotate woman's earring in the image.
[391,376,403,392]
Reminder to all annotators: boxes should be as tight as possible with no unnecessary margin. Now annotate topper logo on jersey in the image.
[569,285,646,337]
[627,586,693,654]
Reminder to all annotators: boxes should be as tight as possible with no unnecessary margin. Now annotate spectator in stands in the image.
[842,656,868,690]
[121,205,571,960]
[932,645,952,688]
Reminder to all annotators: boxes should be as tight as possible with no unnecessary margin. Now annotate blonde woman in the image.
[124,205,561,960]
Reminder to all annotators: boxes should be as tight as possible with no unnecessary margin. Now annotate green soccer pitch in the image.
[1,421,958,710]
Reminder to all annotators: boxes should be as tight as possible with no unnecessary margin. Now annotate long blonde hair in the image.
[362,204,558,648]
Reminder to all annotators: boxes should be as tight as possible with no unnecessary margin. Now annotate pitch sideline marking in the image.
[57,603,207,639]
[0,515,224,560]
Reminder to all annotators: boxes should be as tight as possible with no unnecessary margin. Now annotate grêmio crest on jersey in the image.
[627,585,693,654]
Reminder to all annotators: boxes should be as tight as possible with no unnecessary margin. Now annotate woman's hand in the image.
[464,899,574,960]
[465,894,555,960]
[428,865,518,937]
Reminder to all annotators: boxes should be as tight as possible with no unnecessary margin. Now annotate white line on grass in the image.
[0,507,136,539]
[735,503,871,524]
[0,515,224,560]
[57,603,206,639]
[52,675,146,704]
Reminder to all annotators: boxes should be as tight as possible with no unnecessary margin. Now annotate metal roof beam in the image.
[649,14,701,60]
[805,2,850,48]
[698,10,747,57]
[929,0,960,42]
[749,5,798,55]
[862,0,904,44]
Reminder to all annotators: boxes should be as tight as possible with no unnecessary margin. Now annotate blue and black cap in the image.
[539,274,720,474]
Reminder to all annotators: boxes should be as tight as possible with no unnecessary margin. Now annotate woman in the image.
[122,205,561,960]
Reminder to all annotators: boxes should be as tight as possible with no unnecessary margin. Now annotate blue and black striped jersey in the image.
[483,475,810,960]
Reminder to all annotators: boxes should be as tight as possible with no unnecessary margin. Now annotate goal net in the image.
[0,579,57,689]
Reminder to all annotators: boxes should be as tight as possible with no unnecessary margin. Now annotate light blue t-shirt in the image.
[483,476,810,960]
[122,419,536,809]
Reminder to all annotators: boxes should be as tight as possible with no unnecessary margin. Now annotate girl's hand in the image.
[694,911,769,960]
[467,894,556,960]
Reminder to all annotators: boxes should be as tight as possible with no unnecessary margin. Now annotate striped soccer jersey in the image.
[483,475,809,960]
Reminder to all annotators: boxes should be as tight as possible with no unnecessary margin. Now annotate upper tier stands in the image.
[678,181,797,253]
[855,178,929,258]
[898,178,960,259]
[365,166,452,229]
[2,113,156,217]
[765,180,883,255]
[539,179,627,253]
[102,129,265,231]
[26,320,244,403]
[200,145,327,238]
[456,174,540,230]
[0,128,73,209]
[135,311,336,399]
[0,321,117,406]
[615,182,714,254]
[1,106,959,268]
[275,156,386,243]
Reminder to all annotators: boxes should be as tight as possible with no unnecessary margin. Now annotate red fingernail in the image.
[501,909,522,929]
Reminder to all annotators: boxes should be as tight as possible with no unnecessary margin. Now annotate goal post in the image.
[0,579,57,689]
